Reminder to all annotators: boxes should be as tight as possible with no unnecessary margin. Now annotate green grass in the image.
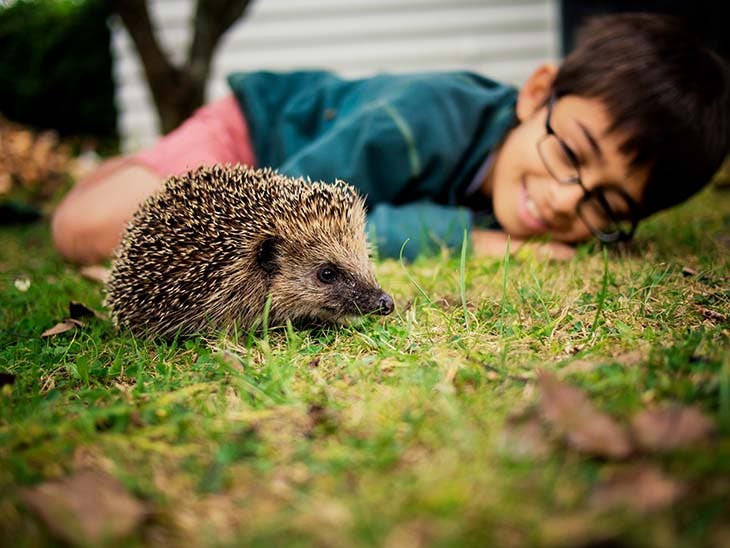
[1,185,729,546]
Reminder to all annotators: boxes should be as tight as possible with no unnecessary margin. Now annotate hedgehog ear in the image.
[257,236,280,274]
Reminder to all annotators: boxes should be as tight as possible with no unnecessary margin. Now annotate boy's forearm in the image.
[52,162,164,264]
[471,228,576,261]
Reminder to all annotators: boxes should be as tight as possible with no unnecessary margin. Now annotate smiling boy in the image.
[485,15,728,253]
[52,13,729,264]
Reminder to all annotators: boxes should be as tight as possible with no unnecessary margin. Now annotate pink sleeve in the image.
[131,94,257,177]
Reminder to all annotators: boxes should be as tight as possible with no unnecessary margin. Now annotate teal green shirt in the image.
[227,70,517,260]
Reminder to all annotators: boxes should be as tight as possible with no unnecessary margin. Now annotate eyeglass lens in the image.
[577,189,634,241]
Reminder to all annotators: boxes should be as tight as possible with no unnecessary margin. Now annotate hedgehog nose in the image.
[378,293,394,315]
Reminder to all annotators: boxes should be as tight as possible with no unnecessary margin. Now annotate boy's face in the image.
[486,65,648,243]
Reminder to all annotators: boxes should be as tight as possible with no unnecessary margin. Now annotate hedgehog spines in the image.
[105,163,390,337]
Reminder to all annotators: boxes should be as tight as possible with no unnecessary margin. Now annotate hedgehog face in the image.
[308,261,394,318]
[260,235,394,324]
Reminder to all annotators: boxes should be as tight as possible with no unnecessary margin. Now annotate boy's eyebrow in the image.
[575,120,603,160]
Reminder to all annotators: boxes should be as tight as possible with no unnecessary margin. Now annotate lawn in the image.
[1,184,729,546]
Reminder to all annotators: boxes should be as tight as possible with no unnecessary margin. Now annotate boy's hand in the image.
[471,228,576,261]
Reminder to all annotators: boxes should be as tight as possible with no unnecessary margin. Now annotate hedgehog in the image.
[104,164,394,337]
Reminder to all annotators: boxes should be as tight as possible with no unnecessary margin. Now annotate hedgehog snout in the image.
[377,293,395,315]
[357,289,394,316]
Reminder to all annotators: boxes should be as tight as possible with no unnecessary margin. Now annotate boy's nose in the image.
[548,182,585,217]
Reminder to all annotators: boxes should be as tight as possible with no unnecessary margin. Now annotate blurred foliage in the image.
[0,115,79,216]
[0,0,117,145]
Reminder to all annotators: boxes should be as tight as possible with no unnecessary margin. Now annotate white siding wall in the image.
[112,0,560,152]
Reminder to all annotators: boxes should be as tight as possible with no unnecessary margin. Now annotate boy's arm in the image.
[471,228,576,261]
[367,202,575,262]
[367,202,473,261]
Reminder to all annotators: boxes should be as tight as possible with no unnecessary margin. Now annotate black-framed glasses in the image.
[537,93,640,243]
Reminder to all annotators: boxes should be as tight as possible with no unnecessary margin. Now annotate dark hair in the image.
[553,13,730,217]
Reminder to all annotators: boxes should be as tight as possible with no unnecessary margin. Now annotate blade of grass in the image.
[499,236,510,367]
[262,294,272,341]
[460,229,470,332]
[590,247,610,338]
[398,239,432,306]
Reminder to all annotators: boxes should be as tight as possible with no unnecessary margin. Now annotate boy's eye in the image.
[561,142,581,166]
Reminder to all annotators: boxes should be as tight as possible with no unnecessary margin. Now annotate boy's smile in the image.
[483,64,648,244]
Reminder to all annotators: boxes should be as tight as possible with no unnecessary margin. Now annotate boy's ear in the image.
[516,63,558,122]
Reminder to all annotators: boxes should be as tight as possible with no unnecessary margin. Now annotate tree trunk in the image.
[112,0,254,134]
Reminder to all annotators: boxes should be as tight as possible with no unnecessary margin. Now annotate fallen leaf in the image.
[631,405,715,452]
[538,370,633,459]
[21,469,148,545]
[590,465,683,513]
[216,350,244,372]
[41,319,84,338]
[69,300,107,320]
[539,511,620,548]
[384,519,435,548]
[497,410,551,460]
[694,305,726,323]
[78,265,110,284]
[560,349,644,376]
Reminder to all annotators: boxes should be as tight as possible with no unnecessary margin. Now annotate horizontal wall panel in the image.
[112,0,559,151]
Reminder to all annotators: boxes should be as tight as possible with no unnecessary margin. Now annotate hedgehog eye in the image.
[317,265,338,284]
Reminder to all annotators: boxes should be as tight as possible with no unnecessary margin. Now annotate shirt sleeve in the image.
[367,201,473,261]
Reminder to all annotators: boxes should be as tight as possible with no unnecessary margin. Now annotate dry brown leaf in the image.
[384,519,435,548]
[20,469,148,545]
[538,370,633,459]
[216,350,245,372]
[560,349,644,376]
[695,305,727,323]
[539,511,620,548]
[590,465,683,513]
[631,405,715,452]
[497,410,551,460]
[0,117,71,202]
[78,265,110,284]
[41,319,84,338]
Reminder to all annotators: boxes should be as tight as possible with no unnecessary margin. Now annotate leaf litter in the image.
[514,371,717,460]
[20,469,149,545]
[630,405,715,452]
[589,464,683,513]
[537,370,633,459]
[500,369,715,520]
[41,318,84,338]
[40,301,107,337]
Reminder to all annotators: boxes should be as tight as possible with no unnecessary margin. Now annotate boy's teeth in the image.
[526,197,541,221]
